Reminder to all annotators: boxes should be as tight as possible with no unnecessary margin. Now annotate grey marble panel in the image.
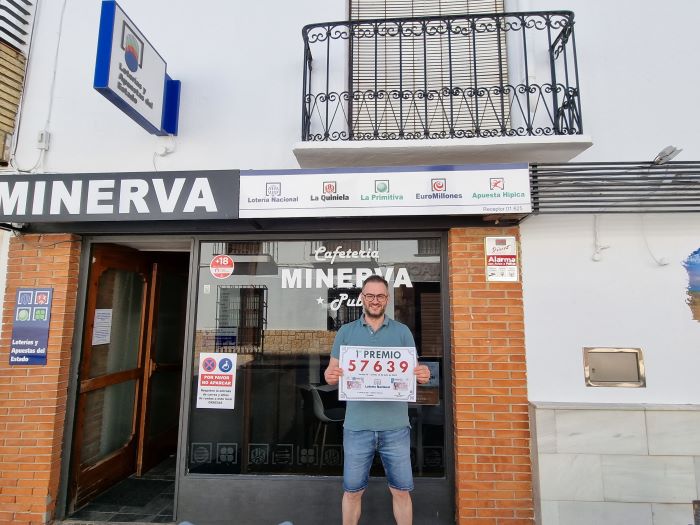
[535,408,557,454]
[539,454,603,501]
[647,411,700,455]
[557,501,652,525]
[651,503,694,525]
[539,501,559,525]
[555,409,647,454]
[601,455,696,503]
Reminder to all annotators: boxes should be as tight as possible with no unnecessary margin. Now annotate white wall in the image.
[522,213,700,403]
[13,0,700,171]
[12,0,345,174]
[523,0,700,162]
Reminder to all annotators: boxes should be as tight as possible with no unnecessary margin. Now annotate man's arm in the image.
[324,357,343,385]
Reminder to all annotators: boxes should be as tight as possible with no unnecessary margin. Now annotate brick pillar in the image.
[0,233,81,524]
[448,227,533,525]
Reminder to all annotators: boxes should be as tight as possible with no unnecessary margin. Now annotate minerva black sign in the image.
[0,170,239,222]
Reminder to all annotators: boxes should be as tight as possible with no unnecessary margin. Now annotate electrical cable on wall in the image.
[591,214,609,262]
[10,0,69,173]
[152,135,177,171]
[640,214,669,267]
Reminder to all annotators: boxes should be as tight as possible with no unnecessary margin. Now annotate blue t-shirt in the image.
[331,315,416,431]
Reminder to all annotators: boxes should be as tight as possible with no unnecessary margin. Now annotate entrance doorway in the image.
[68,243,190,519]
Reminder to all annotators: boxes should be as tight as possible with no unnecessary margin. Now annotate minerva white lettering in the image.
[32,181,45,214]
[183,178,217,212]
[281,267,412,288]
[0,181,28,214]
[50,181,81,215]
[86,180,115,214]
[153,178,186,212]
[119,179,149,213]
[0,177,220,217]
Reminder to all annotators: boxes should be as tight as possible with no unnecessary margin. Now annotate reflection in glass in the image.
[80,379,137,466]
[189,239,445,477]
[89,269,144,378]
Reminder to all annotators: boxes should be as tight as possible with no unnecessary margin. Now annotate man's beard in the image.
[364,304,385,319]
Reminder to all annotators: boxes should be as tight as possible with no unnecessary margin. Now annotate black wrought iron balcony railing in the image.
[302,11,582,141]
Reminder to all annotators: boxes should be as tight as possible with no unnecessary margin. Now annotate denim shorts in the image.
[343,427,413,492]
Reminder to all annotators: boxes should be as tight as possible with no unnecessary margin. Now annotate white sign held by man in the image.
[338,345,417,402]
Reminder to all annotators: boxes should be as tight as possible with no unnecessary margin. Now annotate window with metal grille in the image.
[349,0,507,138]
[416,238,441,256]
[0,0,36,166]
[216,285,268,354]
[327,287,363,330]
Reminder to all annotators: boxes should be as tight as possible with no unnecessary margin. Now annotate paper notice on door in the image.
[92,309,112,345]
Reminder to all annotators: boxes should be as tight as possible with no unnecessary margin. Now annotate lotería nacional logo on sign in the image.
[266,182,282,197]
[121,22,144,72]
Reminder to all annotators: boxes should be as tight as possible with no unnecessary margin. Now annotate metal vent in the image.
[0,0,36,53]
[531,162,700,213]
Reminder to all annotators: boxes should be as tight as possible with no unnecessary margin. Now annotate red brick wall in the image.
[448,227,532,525]
[0,234,81,525]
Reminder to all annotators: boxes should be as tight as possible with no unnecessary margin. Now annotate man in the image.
[325,275,431,525]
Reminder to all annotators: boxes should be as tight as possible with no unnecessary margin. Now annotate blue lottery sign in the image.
[10,288,52,365]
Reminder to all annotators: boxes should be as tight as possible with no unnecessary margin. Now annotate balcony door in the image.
[349,0,508,138]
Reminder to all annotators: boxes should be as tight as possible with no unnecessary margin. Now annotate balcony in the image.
[294,11,592,168]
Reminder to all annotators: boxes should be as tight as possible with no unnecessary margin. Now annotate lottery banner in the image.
[338,345,417,402]
[9,288,52,366]
[196,352,237,409]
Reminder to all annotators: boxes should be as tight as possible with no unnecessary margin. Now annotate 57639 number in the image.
[347,359,409,373]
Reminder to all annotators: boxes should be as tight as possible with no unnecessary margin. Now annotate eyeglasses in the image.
[362,293,388,302]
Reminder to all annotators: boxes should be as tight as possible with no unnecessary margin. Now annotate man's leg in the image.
[342,429,376,525]
[377,427,414,525]
[389,487,412,525]
[342,489,364,525]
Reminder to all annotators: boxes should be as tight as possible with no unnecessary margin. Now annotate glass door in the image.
[69,245,151,508]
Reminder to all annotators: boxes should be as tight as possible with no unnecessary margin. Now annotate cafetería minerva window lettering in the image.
[281,244,413,293]
[0,171,239,222]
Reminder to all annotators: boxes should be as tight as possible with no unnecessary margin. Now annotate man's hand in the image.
[414,364,431,384]
[324,357,343,385]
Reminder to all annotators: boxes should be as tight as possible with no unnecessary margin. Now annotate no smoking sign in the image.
[210,255,234,279]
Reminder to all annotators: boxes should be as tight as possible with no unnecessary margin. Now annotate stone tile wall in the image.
[531,403,700,525]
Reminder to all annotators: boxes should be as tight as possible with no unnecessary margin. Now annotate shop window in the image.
[189,238,445,478]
